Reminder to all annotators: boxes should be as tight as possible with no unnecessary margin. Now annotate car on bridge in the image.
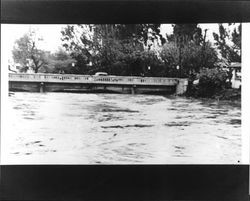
[94,72,108,76]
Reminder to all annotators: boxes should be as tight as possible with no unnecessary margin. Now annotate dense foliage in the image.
[161,24,219,78]
[193,68,228,97]
[39,49,77,74]
[60,24,166,75]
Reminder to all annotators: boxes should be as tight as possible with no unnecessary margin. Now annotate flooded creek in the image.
[2,92,241,164]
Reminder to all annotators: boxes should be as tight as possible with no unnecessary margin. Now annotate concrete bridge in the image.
[9,73,188,95]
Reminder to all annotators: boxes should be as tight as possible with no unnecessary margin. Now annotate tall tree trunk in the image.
[179,45,182,77]
[202,29,208,68]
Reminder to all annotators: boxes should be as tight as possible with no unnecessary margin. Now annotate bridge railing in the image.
[9,73,179,86]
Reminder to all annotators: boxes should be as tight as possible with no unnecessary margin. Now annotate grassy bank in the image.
[212,88,241,101]
[186,85,241,101]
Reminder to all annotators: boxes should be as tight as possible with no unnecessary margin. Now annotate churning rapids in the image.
[2,92,241,164]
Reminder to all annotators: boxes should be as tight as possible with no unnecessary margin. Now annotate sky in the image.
[1,23,239,64]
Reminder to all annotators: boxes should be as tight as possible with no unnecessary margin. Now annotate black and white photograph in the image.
[1,0,250,200]
[1,23,247,165]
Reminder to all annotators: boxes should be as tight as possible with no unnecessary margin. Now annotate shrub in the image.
[194,68,228,97]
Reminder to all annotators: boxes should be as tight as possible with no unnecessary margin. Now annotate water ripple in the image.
[4,92,241,164]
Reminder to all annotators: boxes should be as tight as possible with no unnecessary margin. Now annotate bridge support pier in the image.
[176,79,188,95]
[39,82,45,93]
[131,85,136,94]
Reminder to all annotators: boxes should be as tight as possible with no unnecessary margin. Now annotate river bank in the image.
[185,84,241,102]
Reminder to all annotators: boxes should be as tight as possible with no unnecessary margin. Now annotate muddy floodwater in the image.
[2,92,241,164]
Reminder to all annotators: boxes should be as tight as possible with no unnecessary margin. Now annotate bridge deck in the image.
[9,73,179,86]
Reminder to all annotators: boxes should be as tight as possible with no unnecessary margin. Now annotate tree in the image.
[230,24,241,62]
[50,49,77,74]
[12,31,49,73]
[165,24,204,75]
[213,23,241,63]
[161,24,218,77]
[231,24,241,51]
[61,24,165,75]
[34,48,77,74]
[171,24,203,46]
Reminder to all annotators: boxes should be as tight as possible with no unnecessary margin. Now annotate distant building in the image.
[8,65,17,73]
[9,58,37,74]
[25,59,35,73]
[10,64,29,73]
[26,66,35,74]
[228,62,241,89]
[8,60,21,73]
